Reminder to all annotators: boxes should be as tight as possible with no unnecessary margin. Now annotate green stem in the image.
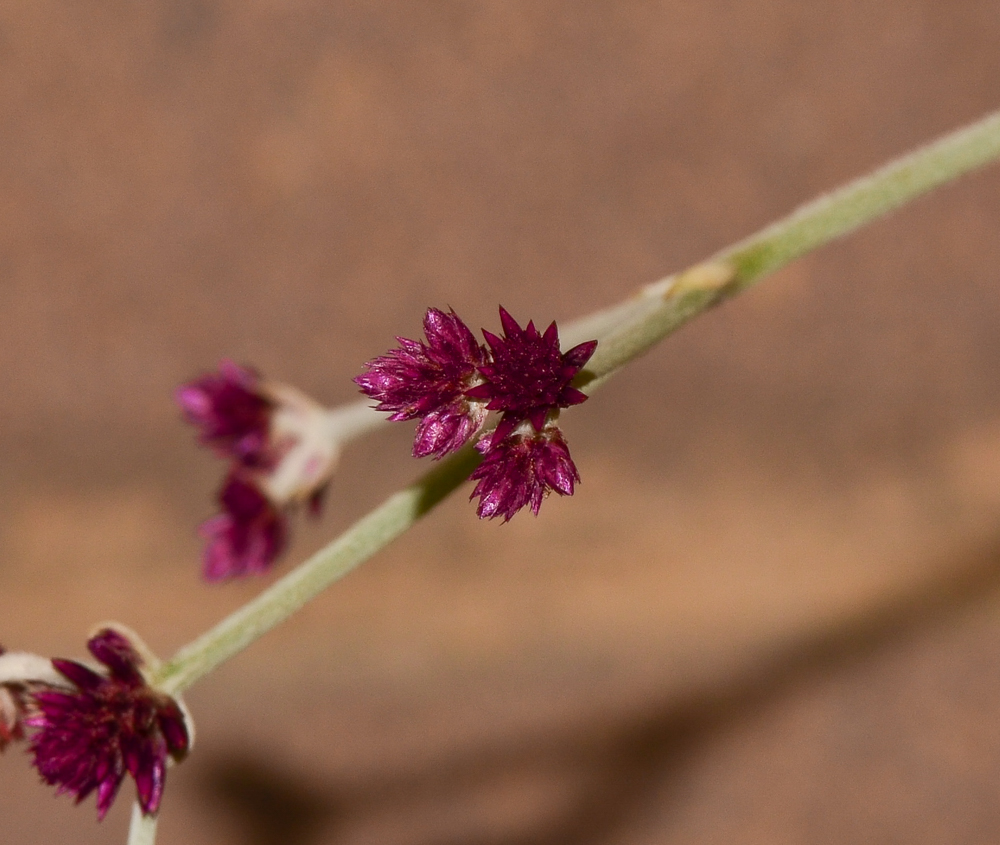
[152,107,1000,697]
[126,805,158,845]
[324,399,386,442]
[572,109,1000,384]
[153,447,481,694]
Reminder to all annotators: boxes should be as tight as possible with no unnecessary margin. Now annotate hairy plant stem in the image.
[324,399,386,442]
[132,103,1000,845]
[153,447,480,694]
[126,805,157,845]
[564,108,1000,385]
[151,108,1000,698]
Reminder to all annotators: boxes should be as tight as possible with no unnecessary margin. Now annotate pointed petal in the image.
[528,408,548,432]
[481,329,503,353]
[563,339,598,369]
[561,386,589,406]
[491,415,519,445]
[157,705,190,757]
[87,630,143,685]
[51,659,103,691]
[498,306,521,337]
[95,774,124,821]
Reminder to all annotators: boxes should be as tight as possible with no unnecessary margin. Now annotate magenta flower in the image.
[178,363,342,580]
[354,308,488,458]
[200,474,288,581]
[467,307,597,442]
[175,360,275,468]
[469,425,580,521]
[23,629,191,820]
[356,306,597,521]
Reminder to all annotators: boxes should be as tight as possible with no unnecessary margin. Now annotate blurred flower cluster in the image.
[177,362,340,580]
[0,629,191,820]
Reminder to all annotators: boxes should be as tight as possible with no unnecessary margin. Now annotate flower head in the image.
[354,308,488,458]
[356,306,597,521]
[200,474,288,581]
[20,628,191,820]
[467,307,597,440]
[469,424,581,521]
[175,360,275,468]
[178,363,342,579]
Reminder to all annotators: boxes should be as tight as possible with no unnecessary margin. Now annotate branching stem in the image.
[131,102,1000,845]
[151,108,1000,699]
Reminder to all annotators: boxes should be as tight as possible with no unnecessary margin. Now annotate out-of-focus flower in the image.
[469,424,580,521]
[176,360,275,468]
[1,629,192,820]
[178,363,342,580]
[356,306,597,520]
[354,308,488,458]
[25,628,191,820]
[200,474,288,581]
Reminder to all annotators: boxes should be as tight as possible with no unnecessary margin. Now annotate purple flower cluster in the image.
[0,629,191,820]
[356,307,597,520]
[177,362,338,580]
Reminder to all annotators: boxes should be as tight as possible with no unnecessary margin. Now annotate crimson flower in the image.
[200,474,288,580]
[176,360,275,468]
[3,629,192,820]
[354,308,488,458]
[467,307,597,442]
[469,425,580,521]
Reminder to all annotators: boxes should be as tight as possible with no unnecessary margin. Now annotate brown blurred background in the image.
[2,2,1000,842]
